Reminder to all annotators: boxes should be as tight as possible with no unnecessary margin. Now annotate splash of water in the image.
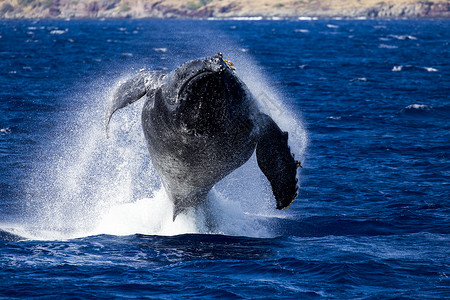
[10,52,307,241]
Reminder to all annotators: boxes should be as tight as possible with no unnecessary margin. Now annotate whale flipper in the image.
[106,70,165,136]
[256,114,299,210]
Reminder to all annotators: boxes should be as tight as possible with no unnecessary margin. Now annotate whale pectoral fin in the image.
[256,115,299,210]
[105,70,165,137]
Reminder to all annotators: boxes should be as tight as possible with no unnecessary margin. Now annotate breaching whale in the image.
[106,53,300,221]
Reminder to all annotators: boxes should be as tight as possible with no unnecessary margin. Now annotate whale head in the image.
[156,53,246,137]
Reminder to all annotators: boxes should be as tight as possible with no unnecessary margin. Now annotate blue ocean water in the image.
[0,19,449,298]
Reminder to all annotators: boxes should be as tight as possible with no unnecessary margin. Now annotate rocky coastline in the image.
[1,0,449,19]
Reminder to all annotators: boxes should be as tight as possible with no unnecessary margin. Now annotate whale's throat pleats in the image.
[178,73,229,136]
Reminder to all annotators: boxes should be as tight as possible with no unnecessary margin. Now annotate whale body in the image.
[107,53,300,220]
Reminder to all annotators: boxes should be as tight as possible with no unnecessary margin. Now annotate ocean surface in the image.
[0,19,449,299]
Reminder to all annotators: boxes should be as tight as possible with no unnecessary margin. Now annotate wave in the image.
[327,116,342,120]
[387,34,417,41]
[49,29,68,35]
[423,67,438,72]
[379,44,398,49]
[403,104,433,111]
[0,127,11,135]
[392,65,438,72]
[294,29,310,33]
[350,77,368,82]
[399,104,437,117]
[153,47,168,53]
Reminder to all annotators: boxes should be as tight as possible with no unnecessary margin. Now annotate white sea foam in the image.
[93,189,198,237]
[388,34,417,41]
[294,29,310,33]
[350,77,368,82]
[0,127,11,135]
[153,47,168,53]
[298,17,317,21]
[379,44,398,49]
[404,104,432,110]
[50,29,68,35]
[236,16,263,21]
[392,65,438,72]
[327,116,342,120]
[423,67,438,72]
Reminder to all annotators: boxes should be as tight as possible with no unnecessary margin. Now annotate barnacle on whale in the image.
[224,59,236,70]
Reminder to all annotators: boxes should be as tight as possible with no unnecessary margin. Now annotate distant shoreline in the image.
[2,16,450,21]
[1,0,449,20]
